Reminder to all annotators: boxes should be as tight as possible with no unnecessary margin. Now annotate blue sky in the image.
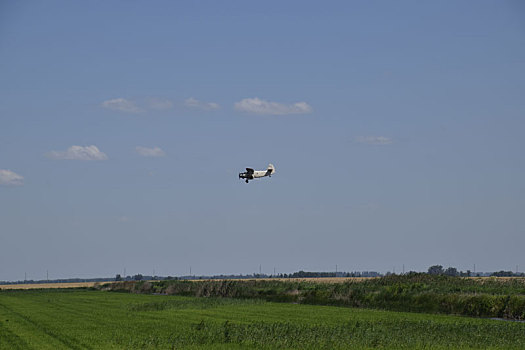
[1,1,524,281]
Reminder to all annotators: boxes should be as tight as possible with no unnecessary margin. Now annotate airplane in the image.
[239,164,275,183]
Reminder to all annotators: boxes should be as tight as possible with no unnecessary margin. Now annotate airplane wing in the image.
[246,168,254,174]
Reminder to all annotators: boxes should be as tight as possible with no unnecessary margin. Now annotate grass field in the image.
[101,274,525,320]
[0,276,518,290]
[0,289,524,349]
[0,277,369,290]
[0,282,104,290]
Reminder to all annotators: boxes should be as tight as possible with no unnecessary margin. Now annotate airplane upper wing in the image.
[246,168,254,174]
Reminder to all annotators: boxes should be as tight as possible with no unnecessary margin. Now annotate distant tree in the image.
[491,271,514,277]
[133,274,143,281]
[428,265,444,275]
[444,267,458,277]
[115,274,122,281]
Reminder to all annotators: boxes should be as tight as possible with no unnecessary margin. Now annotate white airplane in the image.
[239,164,275,183]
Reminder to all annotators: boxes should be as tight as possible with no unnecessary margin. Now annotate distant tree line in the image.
[427,265,524,277]
[283,271,381,278]
[4,264,523,286]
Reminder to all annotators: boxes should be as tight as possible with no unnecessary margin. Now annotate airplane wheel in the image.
[245,180,249,183]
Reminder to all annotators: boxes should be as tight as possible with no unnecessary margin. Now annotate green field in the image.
[1,289,524,349]
[103,274,525,320]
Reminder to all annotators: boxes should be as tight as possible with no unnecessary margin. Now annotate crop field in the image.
[0,282,104,290]
[102,274,525,320]
[0,278,370,290]
[0,289,524,349]
[0,276,518,290]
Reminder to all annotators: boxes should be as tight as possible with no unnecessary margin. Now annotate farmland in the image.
[1,289,524,349]
[0,282,104,290]
[101,274,525,320]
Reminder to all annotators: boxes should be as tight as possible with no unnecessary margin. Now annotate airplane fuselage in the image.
[238,171,269,180]
[253,170,270,178]
[239,164,275,183]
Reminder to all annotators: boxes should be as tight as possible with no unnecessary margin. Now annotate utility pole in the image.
[335,264,338,276]
[393,266,396,275]
[24,272,27,282]
[273,267,276,276]
[259,264,262,276]
[46,270,49,282]
[124,267,126,279]
[189,266,192,277]
[473,264,476,275]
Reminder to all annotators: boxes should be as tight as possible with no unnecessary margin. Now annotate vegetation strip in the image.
[100,274,525,320]
[1,289,524,349]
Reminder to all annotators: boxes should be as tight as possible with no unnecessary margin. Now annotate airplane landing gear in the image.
[245,179,249,183]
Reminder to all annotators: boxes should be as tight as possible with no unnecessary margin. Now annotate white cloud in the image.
[0,169,24,186]
[234,97,312,115]
[185,97,220,111]
[147,98,173,110]
[355,136,393,145]
[101,98,141,113]
[47,145,109,161]
[135,146,165,157]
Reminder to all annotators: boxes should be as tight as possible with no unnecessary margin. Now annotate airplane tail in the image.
[267,163,275,175]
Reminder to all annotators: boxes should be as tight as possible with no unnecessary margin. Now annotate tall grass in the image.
[101,274,525,320]
[1,289,524,349]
